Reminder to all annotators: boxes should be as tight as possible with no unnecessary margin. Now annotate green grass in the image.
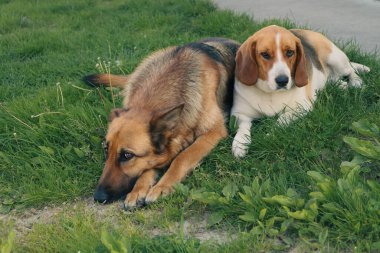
[0,0,379,252]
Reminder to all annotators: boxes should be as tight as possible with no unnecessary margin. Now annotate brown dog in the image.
[83,38,240,209]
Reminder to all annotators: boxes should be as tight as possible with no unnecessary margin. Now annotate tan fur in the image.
[84,38,240,209]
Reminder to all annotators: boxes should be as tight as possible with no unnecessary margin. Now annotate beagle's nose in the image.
[275,75,289,88]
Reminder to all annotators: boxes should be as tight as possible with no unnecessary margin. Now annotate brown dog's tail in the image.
[82,74,129,88]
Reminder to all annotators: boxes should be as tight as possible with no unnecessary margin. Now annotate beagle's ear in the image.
[109,108,128,122]
[235,41,258,86]
[294,39,309,87]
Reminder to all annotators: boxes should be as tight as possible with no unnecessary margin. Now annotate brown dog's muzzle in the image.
[93,165,137,203]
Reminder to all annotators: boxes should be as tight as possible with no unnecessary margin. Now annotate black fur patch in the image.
[290,31,323,71]
[224,72,236,115]
[82,74,101,87]
[190,42,224,63]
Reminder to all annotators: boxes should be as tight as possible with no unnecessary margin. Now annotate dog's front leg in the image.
[145,124,227,203]
[232,114,252,158]
[124,169,158,210]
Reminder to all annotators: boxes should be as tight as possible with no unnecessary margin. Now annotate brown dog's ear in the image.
[149,104,184,153]
[294,39,309,87]
[109,108,128,122]
[235,41,258,86]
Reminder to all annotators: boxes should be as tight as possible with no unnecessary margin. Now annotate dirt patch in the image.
[149,213,235,243]
[0,199,233,244]
[0,197,121,237]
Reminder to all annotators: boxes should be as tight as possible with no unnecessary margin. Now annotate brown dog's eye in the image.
[119,150,135,163]
[261,52,271,60]
[286,50,294,57]
[102,141,109,156]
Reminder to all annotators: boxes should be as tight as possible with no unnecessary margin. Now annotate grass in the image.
[0,0,379,252]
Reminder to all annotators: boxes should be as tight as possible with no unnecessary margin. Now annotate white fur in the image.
[262,33,293,92]
[232,37,369,158]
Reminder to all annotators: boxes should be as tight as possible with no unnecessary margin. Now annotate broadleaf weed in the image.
[191,119,380,251]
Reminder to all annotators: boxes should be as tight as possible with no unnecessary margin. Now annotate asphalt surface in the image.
[212,0,380,53]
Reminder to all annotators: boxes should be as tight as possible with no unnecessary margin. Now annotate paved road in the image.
[212,0,380,53]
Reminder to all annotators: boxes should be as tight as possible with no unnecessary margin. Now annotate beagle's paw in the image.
[232,138,249,158]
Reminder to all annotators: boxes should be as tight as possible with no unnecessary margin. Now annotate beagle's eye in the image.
[260,52,271,60]
[286,50,294,57]
[119,150,135,163]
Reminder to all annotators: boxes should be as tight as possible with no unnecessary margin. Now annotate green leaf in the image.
[262,195,304,208]
[307,171,329,182]
[268,228,279,236]
[73,147,85,158]
[285,209,316,221]
[265,217,275,228]
[251,177,260,194]
[343,136,380,160]
[261,179,271,193]
[280,218,293,233]
[318,228,328,244]
[367,180,380,193]
[101,228,116,253]
[316,181,335,196]
[191,191,220,205]
[239,193,253,206]
[222,182,238,199]
[100,228,129,253]
[239,212,257,222]
[38,146,55,155]
[322,203,340,212]
[1,229,15,253]
[352,119,379,138]
[250,226,262,235]
[305,199,318,213]
[337,179,350,193]
[208,211,224,226]
[62,144,73,155]
[286,188,299,198]
[259,208,267,220]
[309,191,326,201]
[262,195,292,206]
[2,198,14,206]
[242,186,252,195]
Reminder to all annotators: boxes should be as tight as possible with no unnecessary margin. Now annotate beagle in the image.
[231,25,370,158]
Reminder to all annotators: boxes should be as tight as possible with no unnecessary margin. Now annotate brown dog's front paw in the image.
[123,190,147,211]
[145,185,173,204]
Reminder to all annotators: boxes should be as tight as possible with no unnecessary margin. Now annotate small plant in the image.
[191,119,380,251]
[0,226,15,253]
[101,228,131,253]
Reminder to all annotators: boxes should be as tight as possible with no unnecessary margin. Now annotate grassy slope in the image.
[0,0,379,252]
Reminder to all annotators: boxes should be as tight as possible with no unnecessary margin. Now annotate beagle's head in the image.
[236,25,308,92]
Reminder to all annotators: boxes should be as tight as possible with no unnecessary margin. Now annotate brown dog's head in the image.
[236,25,308,92]
[93,105,183,203]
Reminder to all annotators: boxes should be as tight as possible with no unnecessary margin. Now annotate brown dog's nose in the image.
[94,186,110,203]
